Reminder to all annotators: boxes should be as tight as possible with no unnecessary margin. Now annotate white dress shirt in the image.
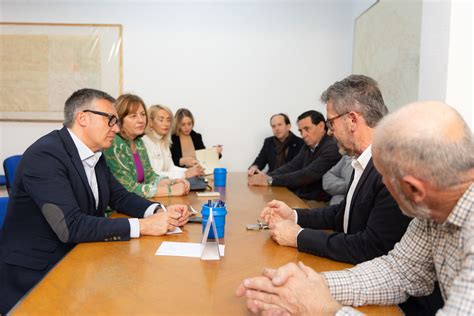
[68,129,158,238]
[343,145,372,233]
[142,131,187,179]
[294,145,372,242]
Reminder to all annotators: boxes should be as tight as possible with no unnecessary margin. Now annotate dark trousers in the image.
[399,282,444,316]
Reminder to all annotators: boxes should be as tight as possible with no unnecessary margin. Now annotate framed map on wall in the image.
[0,22,123,122]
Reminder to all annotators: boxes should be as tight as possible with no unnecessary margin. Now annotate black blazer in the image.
[170,130,206,167]
[296,159,411,264]
[269,134,341,201]
[0,127,154,313]
[250,131,304,173]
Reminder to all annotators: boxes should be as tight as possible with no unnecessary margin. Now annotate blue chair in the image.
[0,175,6,186]
[3,155,22,195]
[0,197,8,229]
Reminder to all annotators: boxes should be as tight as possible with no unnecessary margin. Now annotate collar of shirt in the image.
[67,129,102,168]
[309,144,319,153]
[351,144,372,172]
[443,182,474,228]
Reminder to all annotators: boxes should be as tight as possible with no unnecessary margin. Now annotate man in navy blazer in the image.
[248,113,304,175]
[261,75,411,263]
[0,89,189,313]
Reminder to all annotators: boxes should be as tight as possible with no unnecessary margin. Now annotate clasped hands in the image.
[139,204,190,236]
[235,261,342,315]
[260,200,301,248]
[235,200,342,315]
[248,169,270,186]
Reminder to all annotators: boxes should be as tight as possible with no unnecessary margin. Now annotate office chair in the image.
[0,197,8,230]
[0,175,6,186]
[3,155,22,195]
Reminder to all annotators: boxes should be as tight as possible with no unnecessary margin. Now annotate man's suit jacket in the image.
[0,127,153,313]
[250,131,304,173]
[269,134,341,201]
[296,159,411,264]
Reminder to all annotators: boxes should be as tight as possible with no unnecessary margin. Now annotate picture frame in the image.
[0,22,123,122]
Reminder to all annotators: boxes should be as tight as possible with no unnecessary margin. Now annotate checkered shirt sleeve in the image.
[324,183,474,315]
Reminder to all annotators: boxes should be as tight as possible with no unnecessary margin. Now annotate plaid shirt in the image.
[323,183,474,315]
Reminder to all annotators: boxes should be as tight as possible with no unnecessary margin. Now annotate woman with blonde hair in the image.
[104,94,189,198]
[170,108,223,168]
[142,105,204,179]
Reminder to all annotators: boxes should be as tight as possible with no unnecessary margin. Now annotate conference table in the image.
[12,173,401,315]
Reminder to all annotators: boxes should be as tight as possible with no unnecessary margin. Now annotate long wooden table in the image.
[12,173,401,315]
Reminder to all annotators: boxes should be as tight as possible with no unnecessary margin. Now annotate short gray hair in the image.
[373,101,474,188]
[63,88,115,128]
[320,74,388,127]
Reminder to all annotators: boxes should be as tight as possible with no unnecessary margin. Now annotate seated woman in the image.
[104,94,190,198]
[142,105,205,179]
[170,108,223,168]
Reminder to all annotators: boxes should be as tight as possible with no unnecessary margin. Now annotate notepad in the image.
[155,208,224,260]
[195,148,220,175]
[155,241,225,258]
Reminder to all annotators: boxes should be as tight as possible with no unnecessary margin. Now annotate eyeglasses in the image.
[83,110,120,128]
[325,112,349,130]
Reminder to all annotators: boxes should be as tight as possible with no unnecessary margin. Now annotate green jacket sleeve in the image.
[103,135,167,198]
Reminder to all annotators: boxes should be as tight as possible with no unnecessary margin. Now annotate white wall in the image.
[445,0,473,127]
[0,0,360,171]
[418,0,473,128]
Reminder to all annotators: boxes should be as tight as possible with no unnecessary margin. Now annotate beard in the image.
[338,144,347,156]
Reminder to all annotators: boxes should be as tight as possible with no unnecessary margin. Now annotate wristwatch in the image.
[267,176,273,186]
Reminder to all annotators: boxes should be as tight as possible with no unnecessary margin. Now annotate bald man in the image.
[236,101,474,315]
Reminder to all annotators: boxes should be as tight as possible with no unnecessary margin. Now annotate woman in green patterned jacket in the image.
[104,94,190,198]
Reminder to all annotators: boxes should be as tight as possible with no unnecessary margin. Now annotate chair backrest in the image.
[3,155,22,195]
[0,197,8,230]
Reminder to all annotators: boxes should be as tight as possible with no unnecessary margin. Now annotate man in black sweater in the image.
[248,110,341,206]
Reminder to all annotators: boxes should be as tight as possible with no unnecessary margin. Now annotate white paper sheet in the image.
[155,241,225,258]
[166,227,183,235]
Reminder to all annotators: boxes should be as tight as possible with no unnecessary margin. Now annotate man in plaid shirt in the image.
[236,101,474,315]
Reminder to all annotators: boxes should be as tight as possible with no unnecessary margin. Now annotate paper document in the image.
[195,148,220,175]
[155,241,225,258]
[166,227,183,235]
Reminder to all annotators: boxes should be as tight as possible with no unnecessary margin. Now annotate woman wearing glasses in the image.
[104,94,190,198]
[142,105,205,179]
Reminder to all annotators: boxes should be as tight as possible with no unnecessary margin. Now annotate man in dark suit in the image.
[260,75,442,315]
[261,75,411,264]
[0,89,189,314]
[248,113,304,175]
[248,110,341,206]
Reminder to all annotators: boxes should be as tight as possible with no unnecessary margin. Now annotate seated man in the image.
[248,110,341,207]
[0,89,190,314]
[322,155,353,205]
[248,113,304,175]
[236,101,469,315]
[261,75,411,264]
